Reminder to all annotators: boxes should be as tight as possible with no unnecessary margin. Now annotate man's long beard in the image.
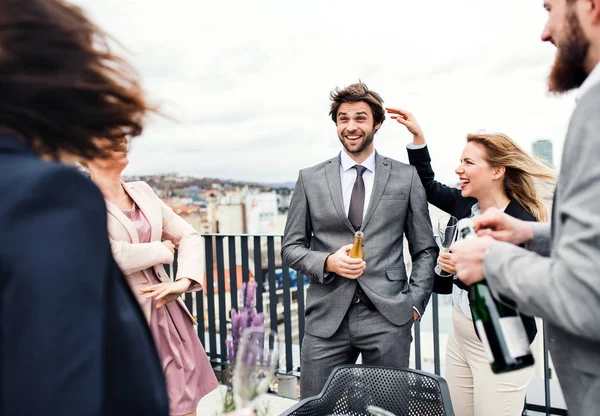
[548,8,590,93]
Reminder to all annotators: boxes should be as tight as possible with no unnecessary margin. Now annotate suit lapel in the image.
[123,182,163,243]
[106,198,139,244]
[325,155,355,232]
[361,153,391,231]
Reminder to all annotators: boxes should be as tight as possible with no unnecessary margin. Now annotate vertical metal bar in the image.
[267,237,278,336]
[253,236,264,313]
[228,236,238,311]
[196,285,206,348]
[241,236,250,284]
[216,236,228,365]
[280,241,293,373]
[414,319,422,370]
[204,236,217,361]
[432,294,440,375]
[184,292,193,315]
[543,320,551,415]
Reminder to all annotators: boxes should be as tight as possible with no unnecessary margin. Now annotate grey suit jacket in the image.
[281,152,437,338]
[484,83,600,416]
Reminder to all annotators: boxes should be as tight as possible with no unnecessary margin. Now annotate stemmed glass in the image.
[434,214,458,277]
[232,326,279,415]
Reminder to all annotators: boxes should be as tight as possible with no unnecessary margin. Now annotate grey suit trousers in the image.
[300,300,413,398]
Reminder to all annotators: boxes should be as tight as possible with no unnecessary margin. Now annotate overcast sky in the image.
[74,0,576,184]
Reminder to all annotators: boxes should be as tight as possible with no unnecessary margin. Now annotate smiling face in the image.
[336,101,381,160]
[455,141,502,200]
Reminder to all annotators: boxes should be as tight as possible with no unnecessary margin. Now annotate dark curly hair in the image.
[0,0,154,159]
[329,81,385,126]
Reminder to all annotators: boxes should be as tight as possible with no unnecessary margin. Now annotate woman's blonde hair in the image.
[467,133,556,222]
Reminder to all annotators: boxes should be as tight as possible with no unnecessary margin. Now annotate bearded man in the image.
[282,82,437,398]
[450,1,600,415]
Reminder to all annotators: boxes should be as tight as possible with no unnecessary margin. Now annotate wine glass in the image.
[232,326,279,415]
[434,214,458,277]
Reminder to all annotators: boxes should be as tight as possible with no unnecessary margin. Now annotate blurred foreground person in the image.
[87,140,218,416]
[0,0,168,414]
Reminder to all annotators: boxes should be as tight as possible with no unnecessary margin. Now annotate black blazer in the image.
[0,134,169,415]
[407,145,537,344]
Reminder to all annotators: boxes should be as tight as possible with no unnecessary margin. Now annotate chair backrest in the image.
[281,365,454,416]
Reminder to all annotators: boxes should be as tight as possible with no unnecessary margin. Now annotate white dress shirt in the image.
[340,150,376,220]
[576,61,600,102]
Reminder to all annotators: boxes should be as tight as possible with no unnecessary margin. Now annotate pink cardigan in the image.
[105,181,203,324]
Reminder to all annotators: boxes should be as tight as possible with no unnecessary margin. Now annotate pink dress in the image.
[123,205,218,416]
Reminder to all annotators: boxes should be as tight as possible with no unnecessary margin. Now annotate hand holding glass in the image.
[434,214,458,277]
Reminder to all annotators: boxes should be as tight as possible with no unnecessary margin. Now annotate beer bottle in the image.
[457,218,534,374]
[349,231,364,259]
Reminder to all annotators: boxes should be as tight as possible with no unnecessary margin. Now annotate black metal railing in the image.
[168,234,567,415]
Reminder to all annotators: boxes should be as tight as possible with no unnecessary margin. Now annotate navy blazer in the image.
[0,134,169,415]
[407,145,538,344]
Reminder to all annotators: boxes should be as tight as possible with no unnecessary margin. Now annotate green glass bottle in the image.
[457,218,535,374]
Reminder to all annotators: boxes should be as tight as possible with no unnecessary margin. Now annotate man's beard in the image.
[548,8,590,93]
[340,129,376,154]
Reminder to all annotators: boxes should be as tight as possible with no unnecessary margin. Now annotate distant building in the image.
[532,139,553,167]
[185,185,202,201]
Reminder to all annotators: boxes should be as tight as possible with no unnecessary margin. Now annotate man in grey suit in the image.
[450,1,600,415]
[282,82,437,398]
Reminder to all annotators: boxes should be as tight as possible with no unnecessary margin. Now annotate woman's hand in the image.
[438,251,457,275]
[140,278,192,308]
[162,240,175,254]
[385,107,425,145]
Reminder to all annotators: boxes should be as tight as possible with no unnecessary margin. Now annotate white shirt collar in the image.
[340,150,376,173]
[470,203,482,217]
[470,202,508,217]
[576,61,600,101]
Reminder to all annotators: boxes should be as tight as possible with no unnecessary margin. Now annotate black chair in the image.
[279,365,454,416]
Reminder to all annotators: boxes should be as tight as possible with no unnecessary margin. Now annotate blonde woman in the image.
[387,107,555,416]
[87,139,218,416]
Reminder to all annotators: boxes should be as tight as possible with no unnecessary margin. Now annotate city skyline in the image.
[75,0,574,183]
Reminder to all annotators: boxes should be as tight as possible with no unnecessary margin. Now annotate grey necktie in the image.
[348,165,367,231]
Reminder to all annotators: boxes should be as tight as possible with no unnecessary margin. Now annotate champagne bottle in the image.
[349,231,364,259]
[457,218,534,374]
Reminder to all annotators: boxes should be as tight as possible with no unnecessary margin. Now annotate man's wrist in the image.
[522,223,535,245]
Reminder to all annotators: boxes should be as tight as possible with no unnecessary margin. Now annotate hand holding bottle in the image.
[450,233,496,285]
[325,244,366,279]
[455,218,534,374]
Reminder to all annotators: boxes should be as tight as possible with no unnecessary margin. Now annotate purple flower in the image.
[226,337,235,365]
[227,279,270,389]
[252,312,264,328]
[245,279,257,308]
